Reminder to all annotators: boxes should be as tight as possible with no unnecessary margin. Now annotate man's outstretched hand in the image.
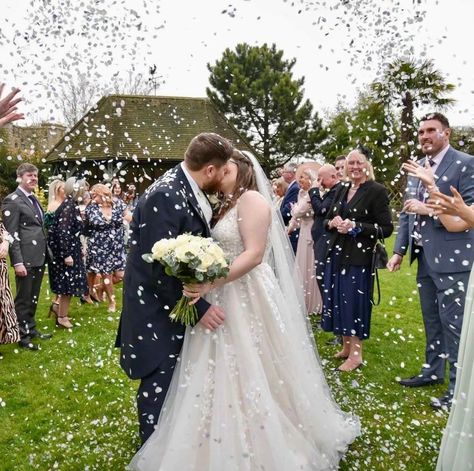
[0,84,24,127]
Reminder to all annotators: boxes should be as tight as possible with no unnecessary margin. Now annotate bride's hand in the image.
[183,282,213,305]
[427,186,470,216]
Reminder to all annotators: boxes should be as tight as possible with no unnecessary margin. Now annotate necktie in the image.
[28,195,43,222]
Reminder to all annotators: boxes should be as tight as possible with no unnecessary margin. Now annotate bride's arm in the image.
[219,190,271,285]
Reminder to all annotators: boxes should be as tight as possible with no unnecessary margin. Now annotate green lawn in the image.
[0,239,447,470]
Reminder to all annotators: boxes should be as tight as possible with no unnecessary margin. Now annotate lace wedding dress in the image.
[129,204,360,471]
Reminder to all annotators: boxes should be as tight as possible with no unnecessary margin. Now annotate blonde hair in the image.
[343,150,375,181]
[47,179,65,205]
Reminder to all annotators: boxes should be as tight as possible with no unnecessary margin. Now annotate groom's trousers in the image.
[416,249,470,395]
[137,354,177,444]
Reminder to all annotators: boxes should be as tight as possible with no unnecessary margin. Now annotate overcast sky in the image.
[1,0,473,126]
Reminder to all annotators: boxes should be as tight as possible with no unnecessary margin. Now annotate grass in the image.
[0,238,448,470]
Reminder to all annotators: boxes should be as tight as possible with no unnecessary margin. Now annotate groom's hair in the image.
[184,133,234,171]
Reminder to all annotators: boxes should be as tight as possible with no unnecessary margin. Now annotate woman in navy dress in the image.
[48,177,88,329]
[85,184,130,313]
[322,148,393,371]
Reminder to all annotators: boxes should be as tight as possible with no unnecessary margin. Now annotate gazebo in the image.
[45,95,255,192]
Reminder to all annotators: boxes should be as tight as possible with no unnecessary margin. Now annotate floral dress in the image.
[85,200,126,274]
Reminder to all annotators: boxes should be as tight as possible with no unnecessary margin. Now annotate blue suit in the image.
[394,146,474,394]
[116,164,212,443]
[280,180,300,253]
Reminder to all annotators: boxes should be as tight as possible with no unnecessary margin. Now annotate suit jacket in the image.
[309,182,340,261]
[393,146,474,273]
[1,188,47,267]
[116,165,212,380]
[324,180,394,266]
[280,180,300,250]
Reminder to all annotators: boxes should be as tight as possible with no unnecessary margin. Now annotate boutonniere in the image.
[206,192,223,213]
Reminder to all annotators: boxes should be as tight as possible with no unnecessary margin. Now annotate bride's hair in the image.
[213,150,258,223]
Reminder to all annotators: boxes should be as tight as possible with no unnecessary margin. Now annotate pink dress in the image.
[289,190,322,314]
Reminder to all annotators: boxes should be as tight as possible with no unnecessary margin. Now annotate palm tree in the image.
[371,58,455,163]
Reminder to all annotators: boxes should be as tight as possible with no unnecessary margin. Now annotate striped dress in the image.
[0,224,19,344]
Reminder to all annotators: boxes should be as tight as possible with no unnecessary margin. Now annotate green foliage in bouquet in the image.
[143,234,229,325]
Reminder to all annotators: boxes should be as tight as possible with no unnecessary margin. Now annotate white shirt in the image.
[180,162,213,225]
[428,144,450,175]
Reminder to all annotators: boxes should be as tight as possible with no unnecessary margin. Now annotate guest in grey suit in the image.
[1,163,52,350]
[387,113,474,410]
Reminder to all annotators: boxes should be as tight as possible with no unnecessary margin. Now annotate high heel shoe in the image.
[56,314,73,329]
[48,302,59,318]
[80,295,95,305]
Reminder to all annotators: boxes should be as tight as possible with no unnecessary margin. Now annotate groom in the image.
[116,133,234,444]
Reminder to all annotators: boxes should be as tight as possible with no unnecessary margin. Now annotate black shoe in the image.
[399,375,444,388]
[18,338,39,351]
[431,393,453,411]
[29,330,53,340]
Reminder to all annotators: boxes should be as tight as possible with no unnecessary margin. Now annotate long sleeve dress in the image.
[288,189,322,315]
[47,197,87,296]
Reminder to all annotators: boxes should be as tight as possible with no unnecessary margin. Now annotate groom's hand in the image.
[199,305,225,331]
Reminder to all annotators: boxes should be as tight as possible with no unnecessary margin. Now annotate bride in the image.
[129,151,360,470]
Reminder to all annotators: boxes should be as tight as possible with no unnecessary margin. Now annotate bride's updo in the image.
[214,150,258,222]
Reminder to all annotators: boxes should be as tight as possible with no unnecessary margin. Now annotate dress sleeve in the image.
[55,200,81,260]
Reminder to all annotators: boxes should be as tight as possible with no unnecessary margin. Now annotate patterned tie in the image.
[28,195,43,222]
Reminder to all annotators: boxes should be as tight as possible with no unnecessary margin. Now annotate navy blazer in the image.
[309,182,340,261]
[280,180,300,251]
[116,165,212,379]
[324,180,394,267]
[394,146,474,273]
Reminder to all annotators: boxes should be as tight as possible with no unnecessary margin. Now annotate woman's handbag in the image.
[370,226,388,306]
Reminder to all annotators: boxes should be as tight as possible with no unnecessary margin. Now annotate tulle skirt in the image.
[129,263,359,471]
[437,267,474,470]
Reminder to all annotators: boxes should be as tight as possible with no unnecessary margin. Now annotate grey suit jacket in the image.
[1,188,47,267]
[393,146,474,273]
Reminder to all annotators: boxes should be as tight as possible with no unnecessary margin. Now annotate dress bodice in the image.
[211,206,243,262]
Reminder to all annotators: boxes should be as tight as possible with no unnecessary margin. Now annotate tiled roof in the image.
[45,95,255,162]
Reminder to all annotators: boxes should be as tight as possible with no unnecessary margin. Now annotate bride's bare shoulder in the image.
[239,190,270,207]
[237,191,271,219]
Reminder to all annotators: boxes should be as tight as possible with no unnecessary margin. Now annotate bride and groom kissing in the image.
[116,133,359,470]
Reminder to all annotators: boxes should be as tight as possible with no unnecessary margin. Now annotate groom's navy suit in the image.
[394,146,474,395]
[116,164,212,443]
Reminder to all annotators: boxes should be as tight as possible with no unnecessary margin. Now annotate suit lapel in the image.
[176,166,211,237]
[432,148,455,182]
[15,188,42,226]
[345,182,369,211]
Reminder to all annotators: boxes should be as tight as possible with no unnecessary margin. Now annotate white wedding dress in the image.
[437,267,474,470]
[129,203,360,471]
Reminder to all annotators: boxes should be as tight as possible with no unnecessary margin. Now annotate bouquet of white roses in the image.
[143,234,229,326]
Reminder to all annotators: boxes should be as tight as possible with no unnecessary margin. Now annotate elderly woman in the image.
[47,177,88,329]
[322,147,393,371]
[85,184,131,312]
[288,167,322,315]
